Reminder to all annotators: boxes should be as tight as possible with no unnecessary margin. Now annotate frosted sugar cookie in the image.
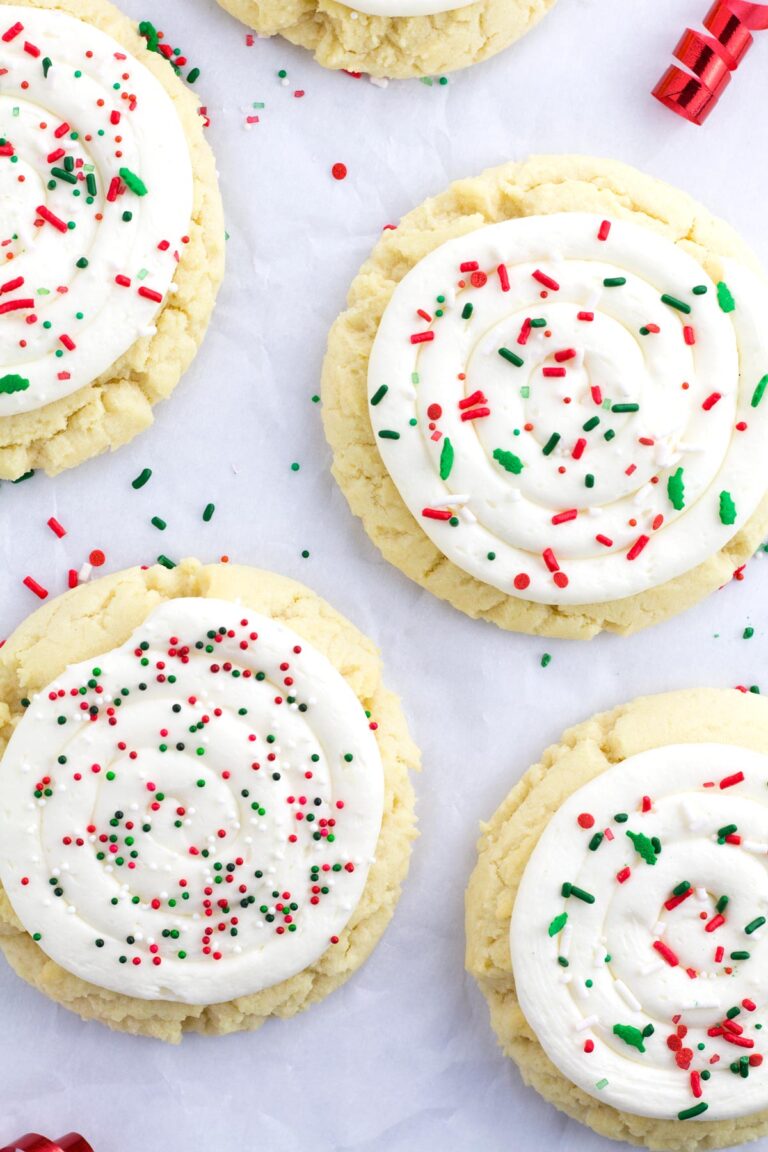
[0,0,224,479]
[323,155,768,638]
[0,559,418,1040]
[466,688,768,1150]
[214,0,557,79]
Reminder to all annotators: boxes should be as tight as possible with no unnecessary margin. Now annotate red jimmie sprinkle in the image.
[702,391,722,410]
[720,771,745,789]
[410,331,434,345]
[552,509,578,525]
[47,517,66,539]
[422,508,453,521]
[532,269,560,291]
[627,535,650,561]
[653,940,680,966]
[542,548,560,573]
[36,204,67,232]
[497,263,510,292]
[598,220,612,241]
[458,390,487,410]
[23,576,48,600]
[460,407,490,422]
[138,286,163,304]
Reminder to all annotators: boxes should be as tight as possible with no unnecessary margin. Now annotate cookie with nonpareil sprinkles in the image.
[0,0,224,480]
[466,688,768,1150]
[323,155,768,639]
[214,0,556,79]
[0,559,418,1041]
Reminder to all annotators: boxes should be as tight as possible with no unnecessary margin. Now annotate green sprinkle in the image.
[370,384,388,406]
[667,467,685,510]
[751,374,768,408]
[547,912,568,937]
[589,832,604,851]
[626,829,657,865]
[613,1024,646,1053]
[492,447,524,474]
[692,285,708,296]
[156,555,176,570]
[439,437,455,480]
[187,67,200,84]
[150,516,166,531]
[744,626,755,640]
[719,490,737,526]
[717,281,736,313]
[541,653,551,668]
[585,474,595,489]
[0,374,30,395]
[542,432,561,456]
[202,503,215,522]
[603,277,627,287]
[595,1079,609,1091]
[42,56,52,76]
[132,467,152,489]
[716,895,729,913]
[498,347,524,367]
[661,293,691,314]
[611,403,639,413]
[583,416,600,432]
[119,167,148,196]
[679,1103,709,1120]
[462,302,473,320]
[378,430,400,440]
[731,951,751,960]
[745,916,766,934]
[561,882,595,904]
[673,880,691,896]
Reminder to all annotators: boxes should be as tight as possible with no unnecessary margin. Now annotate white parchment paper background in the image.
[1,0,768,1148]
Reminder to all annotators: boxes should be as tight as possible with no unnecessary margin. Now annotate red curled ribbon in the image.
[0,1135,93,1152]
[653,1,768,124]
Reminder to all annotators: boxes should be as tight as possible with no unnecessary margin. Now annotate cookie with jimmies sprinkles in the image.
[466,688,768,1150]
[322,155,768,638]
[214,0,557,81]
[0,0,224,480]
[0,559,418,1041]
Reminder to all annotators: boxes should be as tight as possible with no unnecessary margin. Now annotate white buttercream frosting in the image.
[0,599,384,1004]
[0,6,193,417]
[368,213,768,605]
[511,744,768,1121]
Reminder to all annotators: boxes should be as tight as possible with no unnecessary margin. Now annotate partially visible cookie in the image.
[0,559,418,1042]
[214,0,557,79]
[323,155,768,638]
[466,688,768,1150]
[0,0,224,479]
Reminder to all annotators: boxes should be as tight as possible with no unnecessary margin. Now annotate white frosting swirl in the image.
[368,214,768,605]
[0,599,384,1004]
[340,0,474,15]
[511,744,768,1122]
[0,6,193,416]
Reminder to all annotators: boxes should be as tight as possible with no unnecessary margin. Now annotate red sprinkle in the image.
[23,576,48,600]
[331,163,347,181]
[653,940,679,967]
